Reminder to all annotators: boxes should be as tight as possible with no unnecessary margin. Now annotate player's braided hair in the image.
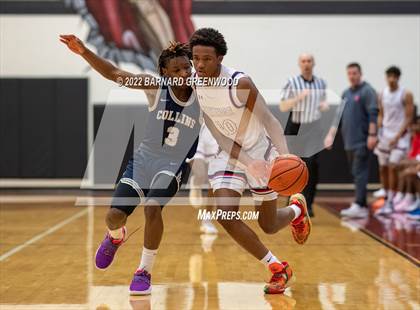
[158,41,192,76]
[189,28,228,56]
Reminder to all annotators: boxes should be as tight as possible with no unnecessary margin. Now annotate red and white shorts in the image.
[374,132,410,166]
[208,136,279,201]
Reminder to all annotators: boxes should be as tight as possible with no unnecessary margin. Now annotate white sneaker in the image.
[375,199,393,216]
[394,194,415,212]
[373,188,386,198]
[392,192,404,205]
[200,221,218,234]
[403,198,420,213]
[340,203,369,218]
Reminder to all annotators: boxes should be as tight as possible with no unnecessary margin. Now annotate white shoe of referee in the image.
[373,188,386,198]
[340,203,369,218]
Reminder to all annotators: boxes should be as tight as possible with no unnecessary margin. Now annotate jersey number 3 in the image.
[165,126,179,146]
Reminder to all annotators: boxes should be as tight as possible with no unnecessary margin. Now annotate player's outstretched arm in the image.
[237,78,289,155]
[59,34,158,91]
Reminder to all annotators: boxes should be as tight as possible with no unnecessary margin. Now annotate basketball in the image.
[268,155,309,196]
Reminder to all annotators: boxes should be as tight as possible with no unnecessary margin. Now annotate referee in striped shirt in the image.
[280,53,328,217]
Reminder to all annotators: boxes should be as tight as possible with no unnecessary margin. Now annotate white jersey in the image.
[195,65,265,149]
[381,86,406,139]
[195,124,219,161]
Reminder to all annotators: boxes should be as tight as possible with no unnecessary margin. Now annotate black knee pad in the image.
[111,182,143,216]
[145,173,180,207]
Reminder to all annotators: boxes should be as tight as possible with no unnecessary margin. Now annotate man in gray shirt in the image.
[324,63,378,218]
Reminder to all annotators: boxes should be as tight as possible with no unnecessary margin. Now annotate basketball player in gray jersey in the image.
[61,35,201,295]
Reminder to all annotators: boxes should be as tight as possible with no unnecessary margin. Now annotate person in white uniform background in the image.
[374,66,415,215]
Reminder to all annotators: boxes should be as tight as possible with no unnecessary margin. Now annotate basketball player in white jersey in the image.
[189,28,311,294]
[375,66,414,215]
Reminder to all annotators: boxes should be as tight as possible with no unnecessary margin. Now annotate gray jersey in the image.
[141,85,202,163]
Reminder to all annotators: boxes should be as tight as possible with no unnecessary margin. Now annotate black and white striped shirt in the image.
[281,75,327,124]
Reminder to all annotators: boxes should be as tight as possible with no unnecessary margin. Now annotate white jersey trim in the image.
[148,87,163,112]
[230,73,248,108]
[168,85,196,107]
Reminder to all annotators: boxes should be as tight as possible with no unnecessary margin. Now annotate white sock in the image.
[405,193,414,202]
[260,251,280,268]
[109,227,124,240]
[138,247,158,273]
[387,190,395,200]
[289,204,302,221]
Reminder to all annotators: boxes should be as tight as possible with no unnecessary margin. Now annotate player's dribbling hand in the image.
[59,34,86,55]
[247,159,271,185]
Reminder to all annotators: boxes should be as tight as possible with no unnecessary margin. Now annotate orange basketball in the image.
[268,155,308,196]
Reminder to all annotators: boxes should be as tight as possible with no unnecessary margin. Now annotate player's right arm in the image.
[59,34,158,91]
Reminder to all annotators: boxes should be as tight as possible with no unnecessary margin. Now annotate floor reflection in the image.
[324,201,420,261]
[2,202,418,310]
[372,258,420,310]
[90,283,297,310]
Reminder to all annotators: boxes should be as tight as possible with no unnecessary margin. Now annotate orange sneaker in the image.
[371,197,385,212]
[264,261,293,294]
[289,193,311,245]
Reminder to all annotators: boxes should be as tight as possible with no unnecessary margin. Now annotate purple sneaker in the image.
[130,269,152,295]
[95,227,126,269]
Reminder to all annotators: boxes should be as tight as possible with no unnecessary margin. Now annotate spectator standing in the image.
[324,63,379,218]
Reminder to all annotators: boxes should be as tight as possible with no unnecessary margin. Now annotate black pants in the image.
[284,117,323,212]
[301,154,319,212]
[346,147,370,207]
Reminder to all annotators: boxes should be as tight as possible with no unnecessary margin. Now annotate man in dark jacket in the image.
[324,63,378,218]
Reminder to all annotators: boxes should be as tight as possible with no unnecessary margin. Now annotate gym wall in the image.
[0,1,419,186]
